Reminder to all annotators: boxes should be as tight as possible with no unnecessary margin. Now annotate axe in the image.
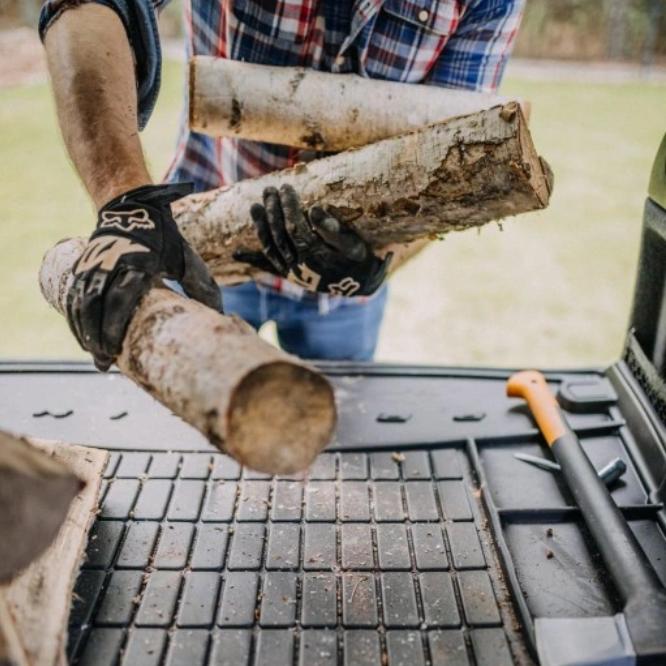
[508,371,666,666]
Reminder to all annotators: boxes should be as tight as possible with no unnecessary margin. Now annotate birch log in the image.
[190,58,518,150]
[175,103,552,282]
[0,430,83,584]
[3,439,107,666]
[39,240,336,475]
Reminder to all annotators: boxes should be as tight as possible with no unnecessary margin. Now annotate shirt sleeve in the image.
[428,0,525,93]
[38,0,168,130]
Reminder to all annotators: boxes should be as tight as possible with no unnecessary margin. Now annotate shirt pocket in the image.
[360,0,460,82]
[230,0,319,65]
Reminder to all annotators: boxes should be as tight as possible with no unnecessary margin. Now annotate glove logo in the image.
[75,236,150,274]
[100,208,155,232]
[328,277,361,297]
[288,264,322,291]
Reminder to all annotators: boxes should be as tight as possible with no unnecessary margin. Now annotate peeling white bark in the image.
[190,58,515,150]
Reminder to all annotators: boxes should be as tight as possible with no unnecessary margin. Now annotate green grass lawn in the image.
[1,60,665,366]
[379,76,666,367]
[0,59,187,359]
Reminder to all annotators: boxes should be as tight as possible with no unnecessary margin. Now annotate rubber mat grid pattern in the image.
[68,448,521,666]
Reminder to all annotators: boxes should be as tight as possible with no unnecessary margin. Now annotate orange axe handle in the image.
[506,369,567,446]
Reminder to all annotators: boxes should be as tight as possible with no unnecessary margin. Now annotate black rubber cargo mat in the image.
[1,362,665,665]
[68,447,526,666]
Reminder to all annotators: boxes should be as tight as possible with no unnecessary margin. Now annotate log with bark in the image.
[39,240,337,475]
[1,437,107,666]
[0,433,80,666]
[190,58,526,150]
[175,102,552,283]
[0,430,83,584]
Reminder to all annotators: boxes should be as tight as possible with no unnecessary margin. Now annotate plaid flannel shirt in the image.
[40,0,524,305]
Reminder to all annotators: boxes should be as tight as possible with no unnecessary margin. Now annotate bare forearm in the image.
[44,4,151,209]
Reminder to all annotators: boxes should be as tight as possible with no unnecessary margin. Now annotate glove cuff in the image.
[360,252,393,296]
[99,182,194,213]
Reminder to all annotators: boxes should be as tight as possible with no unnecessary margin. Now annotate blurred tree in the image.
[607,0,628,59]
[642,0,664,66]
[513,0,665,63]
[0,0,39,26]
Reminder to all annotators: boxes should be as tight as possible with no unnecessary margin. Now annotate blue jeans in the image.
[222,283,388,361]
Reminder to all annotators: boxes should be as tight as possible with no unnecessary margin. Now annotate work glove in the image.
[234,184,392,297]
[66,183,220,371]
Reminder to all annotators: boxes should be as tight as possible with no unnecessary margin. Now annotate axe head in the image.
[535,615,636,666]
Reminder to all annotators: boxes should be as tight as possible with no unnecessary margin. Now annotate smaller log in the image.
[0,430,83,584]
[190,58,515,150]
[39,240,337,475]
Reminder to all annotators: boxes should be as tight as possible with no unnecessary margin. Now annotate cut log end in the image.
[225,361,336,474]
[39,237,85,315]
[512,102,552,207]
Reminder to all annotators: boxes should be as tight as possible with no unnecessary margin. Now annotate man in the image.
[39,0,524,368]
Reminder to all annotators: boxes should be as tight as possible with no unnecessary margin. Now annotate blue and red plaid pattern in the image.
[166,0,524,192]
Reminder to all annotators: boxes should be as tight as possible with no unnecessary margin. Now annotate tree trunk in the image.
[2,439,107,666]
[174,103,552,283]
[190,57,519,150]
[39,240,337,475]
[607,0,628,61]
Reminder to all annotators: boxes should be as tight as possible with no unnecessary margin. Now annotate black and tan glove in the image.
[234,185,392,297]
[66,183,220,371]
